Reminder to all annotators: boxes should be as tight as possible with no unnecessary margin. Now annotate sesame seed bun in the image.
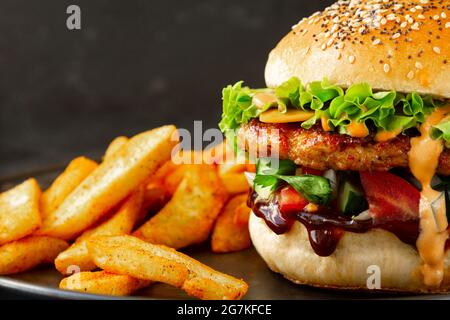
[249,212,450,292]
[265,0,450,99]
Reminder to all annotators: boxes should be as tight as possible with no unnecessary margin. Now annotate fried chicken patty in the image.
[238,119,450,175]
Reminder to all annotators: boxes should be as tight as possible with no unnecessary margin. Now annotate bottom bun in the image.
[249,212,450,293]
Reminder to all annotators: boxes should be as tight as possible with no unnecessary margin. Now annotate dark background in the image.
[0,0,333,299]
[0,0,333,178]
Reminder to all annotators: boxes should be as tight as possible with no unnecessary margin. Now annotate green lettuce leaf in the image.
[253,158,332,204]
[431,117,450,142]
[219,77,445,141]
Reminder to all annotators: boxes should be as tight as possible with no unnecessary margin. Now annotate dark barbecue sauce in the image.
[248,190,422,257]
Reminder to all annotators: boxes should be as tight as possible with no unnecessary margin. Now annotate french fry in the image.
[41,157,98,218]
[87,235,248,300]
[211,194,252,253]
[60,271,150,296]
[88,236,188,287]
[55,189,143,275]
[142,181,168,213]
[233,201,251,226]
[220,172,249,194]
[0,236,68,275]
[218,162,247,176]
[202,140,233,165]
[0,178,42,245]
[103,136,128,162]
[162,165,188,195]
[134,164,228,249]
[39,125,178,240]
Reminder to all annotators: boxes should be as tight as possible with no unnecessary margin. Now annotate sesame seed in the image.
[446,22,450,28]
[387,14,396,21]
[400,21,408,28]
[433,47,441,54]
[327,38,334,47]
[415,5,423,11]
[418,14,426,20]
[383,63,390,73]
[410,8,416,13]
[349,55,356,64]
[433,15,440,21]
[411,22,420,30]
[302,29,308,35]
[442,12,447,19]
[321,43,327,50]
[338,42,345,49]
[415,62,423,69]
[408,17,414,24]
[392,33,401,39]
[381,18,387,25]
[372,38,381,45]
[419,0,429,4]
[407,70,415,79]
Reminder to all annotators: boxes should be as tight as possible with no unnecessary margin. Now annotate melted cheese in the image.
[252,93,277,109]
[346,121,369,138]
[374,127,403,142]
[408,106,450,287]
[259,109,314,123]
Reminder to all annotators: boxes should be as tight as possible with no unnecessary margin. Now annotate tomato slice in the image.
[302,167,324,176]
[279,186,309,214]
[360,171,420,222]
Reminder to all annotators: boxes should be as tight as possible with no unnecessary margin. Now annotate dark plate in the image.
[0,167,448,300]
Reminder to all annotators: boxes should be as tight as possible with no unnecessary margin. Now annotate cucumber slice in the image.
[338,180,368,216]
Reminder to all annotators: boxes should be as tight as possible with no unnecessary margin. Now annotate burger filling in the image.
[219,77,450,286]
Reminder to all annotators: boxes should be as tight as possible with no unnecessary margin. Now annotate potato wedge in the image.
[40,125,178,240]
[211,194,251,253]
[55,189,143,275]
[220,172,249,194]
[88,236,188,287]
[41,157,98,218]
[0,236,68,275]
[87,235,248,300]
[0,178,42,245]
[134,164,228,249]
[142,161,186,212]
[218,162,247,176]
[162,164,188,195]
[142,181,168,213]
[202,140,233,165]
[60,271,150,296]
[103,136,128,162]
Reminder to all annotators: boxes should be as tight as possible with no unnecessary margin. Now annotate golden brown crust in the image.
[265,0,450,98]
[249,212,450,293]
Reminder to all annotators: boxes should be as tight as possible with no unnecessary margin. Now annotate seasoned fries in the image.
[0,126,255,299]
[39,125,177,240]
[220,172,249,194]
[0,178,42,245]
[134,164,228,249]
[60,271,150,296]
[55,189,143,275]
[87,235,248,300]
[103,136,128,161]
[0,236,68,275]
[88,236,188,287]
[211,194,252,253]
[41,157,98,218]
